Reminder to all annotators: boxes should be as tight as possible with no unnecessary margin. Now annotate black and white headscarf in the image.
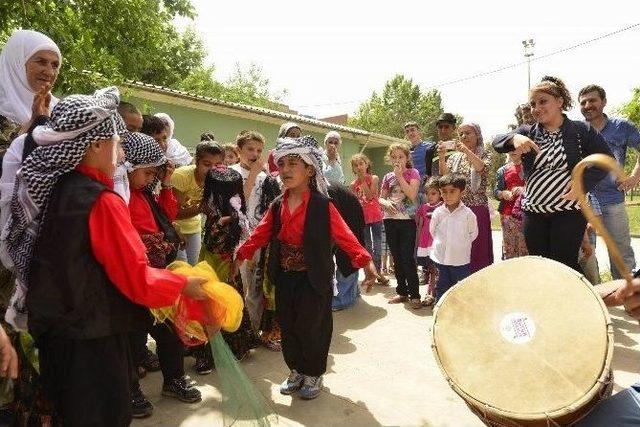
[273,135,329,196]
[1,86,126,330]
[122,132,167,191]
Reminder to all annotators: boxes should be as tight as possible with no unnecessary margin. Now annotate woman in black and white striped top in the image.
[493,76,612,272]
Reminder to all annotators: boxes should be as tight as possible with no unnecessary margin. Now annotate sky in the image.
[175,1,640,138]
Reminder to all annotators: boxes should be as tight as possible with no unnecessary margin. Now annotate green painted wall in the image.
[126,96,363,182]
[363,146,389,179]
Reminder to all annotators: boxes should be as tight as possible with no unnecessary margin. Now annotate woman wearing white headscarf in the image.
[323,131,345,184]
[154,112,193,167]
[438,122,494,273]
[0,30,62,249]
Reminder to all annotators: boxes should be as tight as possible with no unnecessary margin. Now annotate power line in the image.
[293,23,640,109]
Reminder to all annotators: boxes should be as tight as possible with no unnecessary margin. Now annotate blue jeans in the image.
[176,232,201,266]
[364,221,383,272]
[332,270,360,311]
[600,202,636,279]
[434,263,470,301]
[576,383,640,426]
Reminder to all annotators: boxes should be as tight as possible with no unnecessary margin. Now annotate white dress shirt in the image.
[429,202,478,266]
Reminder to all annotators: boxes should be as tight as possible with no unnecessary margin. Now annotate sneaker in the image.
[141,348,161,372]
[279,370,304,395]
[388,295,408,304]
[410,298,423,310]
[299,375,323,400]
[194,352,214,375]
[162,376,202,403]
[131,389,154,418]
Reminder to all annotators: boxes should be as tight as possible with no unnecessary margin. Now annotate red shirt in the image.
[351,175,383,224]
[503,163,525,217]
[236,189,372,268]
[128,187,178,234]
[76,165,187,309]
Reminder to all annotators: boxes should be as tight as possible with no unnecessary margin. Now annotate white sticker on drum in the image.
[499,312,535,344]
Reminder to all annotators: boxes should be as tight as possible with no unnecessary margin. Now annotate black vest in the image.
[267,191,334,295]
[27,171,151,341]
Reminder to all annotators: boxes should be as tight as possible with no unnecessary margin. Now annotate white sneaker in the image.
[299,375,323,400]
[279,370,304,395]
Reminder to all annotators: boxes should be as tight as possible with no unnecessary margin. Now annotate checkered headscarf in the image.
[273,135,329,196]
[122,132,167,191]
[1,86,125,330]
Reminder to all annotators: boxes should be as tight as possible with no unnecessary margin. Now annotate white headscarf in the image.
[0,30,62,125]
[155,112,193,166]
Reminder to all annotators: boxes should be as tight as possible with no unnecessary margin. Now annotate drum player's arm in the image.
[595,276,640,321]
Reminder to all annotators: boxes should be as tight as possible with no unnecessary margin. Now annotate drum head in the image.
[432,256,612,418]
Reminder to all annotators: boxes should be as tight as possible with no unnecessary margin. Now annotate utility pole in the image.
[522,39,535,93]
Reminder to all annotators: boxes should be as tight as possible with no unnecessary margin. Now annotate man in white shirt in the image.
[430,174,478,301]
[230,130,269,331]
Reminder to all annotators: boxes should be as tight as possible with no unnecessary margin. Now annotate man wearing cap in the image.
[403,121,436,180]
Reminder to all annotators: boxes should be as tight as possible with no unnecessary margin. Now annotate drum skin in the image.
[432,256,614,426]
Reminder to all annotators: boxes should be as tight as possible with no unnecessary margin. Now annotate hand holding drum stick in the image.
[572,154,634,301]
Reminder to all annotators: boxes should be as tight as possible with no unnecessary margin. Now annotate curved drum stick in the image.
[572,154,634,290]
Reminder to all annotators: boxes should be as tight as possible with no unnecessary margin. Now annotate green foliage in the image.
[485,142,506,201]
[349,74,446,140]
[0,1,288,111]
[618,88,640,176]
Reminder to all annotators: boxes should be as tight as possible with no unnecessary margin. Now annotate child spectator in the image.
[222,143,239,166]
[430,174,478,301]
[236,136,377,400]
[350,153,387,285]
[494,152,528,259]
[379,143,422,309]
[415,177,443,306]
[122,133,202,417]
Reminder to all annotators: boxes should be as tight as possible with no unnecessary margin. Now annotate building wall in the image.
[127,95,362,182]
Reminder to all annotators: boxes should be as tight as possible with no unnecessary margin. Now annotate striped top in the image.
[522,130,580,214]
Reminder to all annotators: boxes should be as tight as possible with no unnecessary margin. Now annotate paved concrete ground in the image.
[133,233,640,426]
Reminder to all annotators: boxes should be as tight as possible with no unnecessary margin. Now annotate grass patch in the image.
[626,204,640,235]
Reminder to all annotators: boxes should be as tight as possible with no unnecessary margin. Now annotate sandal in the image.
[410,298,423,310]
[377,275,390,286]
[388,295,408,304]
[421,295,436,307]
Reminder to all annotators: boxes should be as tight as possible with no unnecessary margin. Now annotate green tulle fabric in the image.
[210,333,276,426]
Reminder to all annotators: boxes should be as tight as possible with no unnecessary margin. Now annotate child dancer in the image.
[122,133,203,417]
[430,174,478,301]
[415,177,443,306]
[350,153,388,285]
[379,143,421,309]
[236,136,377,400]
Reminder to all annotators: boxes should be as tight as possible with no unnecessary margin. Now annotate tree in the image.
[0,1,289,111]
[618,88,640,175]
[349,74,446,140]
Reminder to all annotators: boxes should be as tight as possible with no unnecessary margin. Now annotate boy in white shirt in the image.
[430,174,479,301]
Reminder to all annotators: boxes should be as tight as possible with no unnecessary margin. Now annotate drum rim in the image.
[431,256,614,421]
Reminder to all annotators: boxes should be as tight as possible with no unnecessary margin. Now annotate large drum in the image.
[432,256,613,426]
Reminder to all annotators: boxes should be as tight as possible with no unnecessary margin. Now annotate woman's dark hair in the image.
[530,76,573,111]
[195,141,223,162]
[141,115,168,136]
[200,131,215,142]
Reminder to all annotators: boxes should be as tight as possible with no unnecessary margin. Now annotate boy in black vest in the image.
[2,88,208,426]
[236,136,377,400]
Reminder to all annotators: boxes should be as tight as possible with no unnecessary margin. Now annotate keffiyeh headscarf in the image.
[122,132,167,191]
[0,29,62,124]
[2,86,125,330]
[273,135,329,196]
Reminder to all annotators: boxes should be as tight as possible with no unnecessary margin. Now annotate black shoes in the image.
[141,347,161,372]
[161,376,202,403]
[131,389,154,418]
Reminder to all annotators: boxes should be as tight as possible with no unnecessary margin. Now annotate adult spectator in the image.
[155,112,193,167]
[403,121,436,179]
[323,131,345,184]
[267,122,300,173]
[493,76,612,272]
[579,84,640,279]
[439,122,494,272]
[118,101,143,132]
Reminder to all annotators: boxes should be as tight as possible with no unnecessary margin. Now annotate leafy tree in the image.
[349,74,446,140]
[0,1,289,111]
[618,88,640,175]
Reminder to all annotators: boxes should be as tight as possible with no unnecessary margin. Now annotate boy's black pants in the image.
[276,270,333,377]
[38,333,133,427]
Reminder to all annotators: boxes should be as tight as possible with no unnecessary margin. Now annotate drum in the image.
[432,256,614,426]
